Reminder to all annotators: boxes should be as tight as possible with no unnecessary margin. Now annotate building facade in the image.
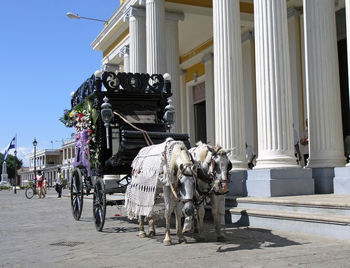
[27,149,61,187]
[61,138,75,186]
[91,0,350,196]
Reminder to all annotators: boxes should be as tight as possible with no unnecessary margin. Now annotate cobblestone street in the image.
[1,189,350,268]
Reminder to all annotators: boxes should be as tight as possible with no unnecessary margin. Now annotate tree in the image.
[0,153,23,179]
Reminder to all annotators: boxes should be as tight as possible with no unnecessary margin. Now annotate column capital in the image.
[124,6,146,21]
[119,45,130,57]
[165,11,184,22]
[201,52,213,64]
[102,63,120,72]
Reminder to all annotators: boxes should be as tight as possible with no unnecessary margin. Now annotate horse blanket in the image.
[125,138,183,219]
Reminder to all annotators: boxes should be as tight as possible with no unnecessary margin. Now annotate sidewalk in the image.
[1,188,350,268]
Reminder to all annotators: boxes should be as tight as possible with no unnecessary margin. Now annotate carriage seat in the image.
[105,130,190,170]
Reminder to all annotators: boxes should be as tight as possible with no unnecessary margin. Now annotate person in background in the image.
[294,125,302,165]
[55,167,63,198]
[300,119,309,167]
[246,143,257,169]
[43,175,47,195]
[36,170,45,199]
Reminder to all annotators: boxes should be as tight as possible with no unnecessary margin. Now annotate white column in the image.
[202,53,215,145]
[126,7,146,73]
[146,0,165,74]
[346,0,350,167]
[165,12,184,133]
[304,0,346,167]
[213,0,246,169]
[119,45,130,73]
[254,0,298,169]
[242,33,258,152]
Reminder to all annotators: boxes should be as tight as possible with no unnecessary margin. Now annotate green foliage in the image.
[0,153,23,179]
[0,186,11,190]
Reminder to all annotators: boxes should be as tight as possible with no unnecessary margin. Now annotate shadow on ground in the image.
[102,215,304,251]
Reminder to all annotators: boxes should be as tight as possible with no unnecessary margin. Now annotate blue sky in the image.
[0,0,120,166]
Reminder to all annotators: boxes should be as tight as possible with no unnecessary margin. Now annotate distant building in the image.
[26,149,61,187]
[20,138,76,187]
[61,138,75,186]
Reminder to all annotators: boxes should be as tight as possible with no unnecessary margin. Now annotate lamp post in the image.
[68,160,71,188]
[33,138,37,189]
[162,74,175,132]
[66,12,108,24]
[101,97,114,149]
[14,148,17,194]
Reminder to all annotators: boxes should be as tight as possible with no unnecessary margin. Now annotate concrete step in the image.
[236,195,350,217]
[230,194,350,241]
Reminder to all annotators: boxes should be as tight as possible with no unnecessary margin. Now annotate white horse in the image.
[125,138,196,246]
[187,141,232,242]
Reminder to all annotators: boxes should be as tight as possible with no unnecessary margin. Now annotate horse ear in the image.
[195,141,203,147]
[225,148,236,155]
[214,145,222,153]
[207,144,215,153]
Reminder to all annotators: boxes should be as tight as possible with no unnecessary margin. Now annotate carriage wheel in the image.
[93,178,106,231]
[71,168,84,220]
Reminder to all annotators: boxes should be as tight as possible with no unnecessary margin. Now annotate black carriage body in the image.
[70,72,189,176]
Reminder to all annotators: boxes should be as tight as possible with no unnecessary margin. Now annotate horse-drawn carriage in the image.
[62,71,190,231]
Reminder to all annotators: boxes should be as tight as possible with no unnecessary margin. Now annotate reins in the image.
[113,111,153,146]
[113,111,195,202]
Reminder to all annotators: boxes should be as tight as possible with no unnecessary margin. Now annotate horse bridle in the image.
[209,152,230,195]
[163,140,196,203]
[193,151,230,207]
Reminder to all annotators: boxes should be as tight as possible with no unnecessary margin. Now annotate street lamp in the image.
[66,12,108,24]
[33,138,37,189]
[163,98,175,132]
[101,97,114,149]
[14,148,17,194]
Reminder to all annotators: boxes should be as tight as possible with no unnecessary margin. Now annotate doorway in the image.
[192,82,207,143]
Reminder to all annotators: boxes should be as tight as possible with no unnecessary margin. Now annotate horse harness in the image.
[193,150,230,207]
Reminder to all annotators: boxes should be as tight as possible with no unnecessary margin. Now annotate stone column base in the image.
[245,168,315,197]
[312,168,334,194]
[334,167,350,194]
[228,170,247,196]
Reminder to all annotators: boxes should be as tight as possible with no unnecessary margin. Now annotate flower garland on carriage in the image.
[59,99,100,174]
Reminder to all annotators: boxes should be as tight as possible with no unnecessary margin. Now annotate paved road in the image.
[1,188,350,268]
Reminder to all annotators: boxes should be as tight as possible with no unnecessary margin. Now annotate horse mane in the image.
[168,142,192,177]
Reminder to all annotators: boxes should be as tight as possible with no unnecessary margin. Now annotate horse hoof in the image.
[163,240,171,246]
[149,230,155,237]
[139,232,146,238]
[179,238,187,244]
[217,236,226,242]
